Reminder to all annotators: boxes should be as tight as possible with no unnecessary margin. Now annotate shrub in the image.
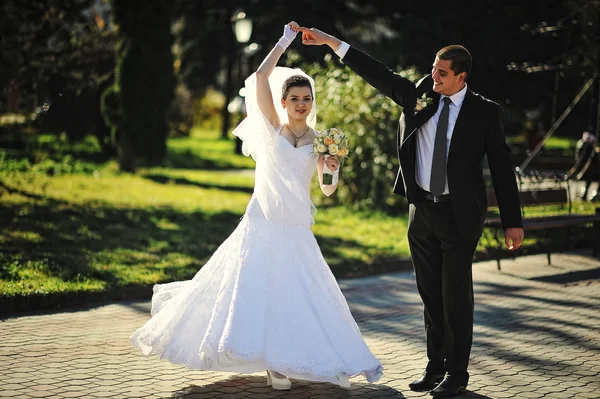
[168,82,194,137]
[194,87,225,131]
[302,55,422,211]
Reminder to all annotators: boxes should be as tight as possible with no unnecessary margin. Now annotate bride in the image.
[130,21,383,390]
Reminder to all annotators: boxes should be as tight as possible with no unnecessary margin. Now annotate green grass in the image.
[0,169,253,298]
[0,141,411,302]
[543,136,577,151]
[0,170,410,299]
[162,127,256,169]
[508,135,577,151]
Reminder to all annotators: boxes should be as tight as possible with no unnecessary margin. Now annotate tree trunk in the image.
[118,134,135,173]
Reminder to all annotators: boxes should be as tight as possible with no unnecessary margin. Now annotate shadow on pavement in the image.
[459,392,493,398]
[530,267,600,284]
[169,375,406,398]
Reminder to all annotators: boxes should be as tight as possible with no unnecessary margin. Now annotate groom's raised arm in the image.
[301,27,415,107]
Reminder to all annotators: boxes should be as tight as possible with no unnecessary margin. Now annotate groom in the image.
[302,28,524,397]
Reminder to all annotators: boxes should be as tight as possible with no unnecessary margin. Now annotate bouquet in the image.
[312,128,349,185]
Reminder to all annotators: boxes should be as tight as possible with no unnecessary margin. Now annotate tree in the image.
[0,0,114,150]
[104,0,176,172]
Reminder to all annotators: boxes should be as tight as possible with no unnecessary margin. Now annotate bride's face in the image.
[281,86,313,121]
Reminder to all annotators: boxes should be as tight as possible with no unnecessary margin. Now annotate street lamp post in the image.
[230,11,252,154]
[220,11,252,141]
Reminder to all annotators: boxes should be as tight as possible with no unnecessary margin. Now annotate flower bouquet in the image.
[312,128,349,185]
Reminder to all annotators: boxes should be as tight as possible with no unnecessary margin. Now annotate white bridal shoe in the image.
[266,370,291,390]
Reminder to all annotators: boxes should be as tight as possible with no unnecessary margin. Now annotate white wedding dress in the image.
[130,68,383,387]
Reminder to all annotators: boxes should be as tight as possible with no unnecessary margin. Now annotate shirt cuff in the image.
[334,41,350,59]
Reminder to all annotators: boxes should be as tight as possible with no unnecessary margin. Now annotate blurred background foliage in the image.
[296,53,417,209]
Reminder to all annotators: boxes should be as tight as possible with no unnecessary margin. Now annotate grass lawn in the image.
[162,127,256,169]
[507,135,578,151]
[0,170,409,300]
[0,132,410,304]
[0,129,596,309]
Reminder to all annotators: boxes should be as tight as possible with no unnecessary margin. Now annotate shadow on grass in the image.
[143,173,254,194]
[161,148,253,171]
[0,183,243,312]
[315,233,413,277]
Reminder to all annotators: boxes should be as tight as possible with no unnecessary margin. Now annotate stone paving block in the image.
[54,392,91,399]
[26,391,60,398]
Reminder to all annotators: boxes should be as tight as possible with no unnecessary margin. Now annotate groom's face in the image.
[431,57,466,96]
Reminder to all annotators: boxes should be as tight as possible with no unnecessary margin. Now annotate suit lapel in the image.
[448,90,475,160]
[401,89,440,148]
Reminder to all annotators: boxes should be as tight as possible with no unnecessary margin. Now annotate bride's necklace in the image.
[287,124,310,146]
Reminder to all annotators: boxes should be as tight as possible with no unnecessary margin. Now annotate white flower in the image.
[317,143,327,153]
[414,93,433,114]
[334,134,342,144]
[328,144,339,155]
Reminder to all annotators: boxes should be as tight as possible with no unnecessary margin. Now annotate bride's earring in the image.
[266,370,291,390]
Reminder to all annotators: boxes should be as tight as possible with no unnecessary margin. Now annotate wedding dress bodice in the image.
[245,127,318,226]
[273,132,317,191]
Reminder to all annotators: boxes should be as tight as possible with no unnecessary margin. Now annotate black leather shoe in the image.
[429,375,466,397]
[408,372,445,392]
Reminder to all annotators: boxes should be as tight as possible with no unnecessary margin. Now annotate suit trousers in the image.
[407,197,480,385]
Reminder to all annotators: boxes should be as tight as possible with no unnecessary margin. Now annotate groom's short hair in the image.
[436,45,472,80]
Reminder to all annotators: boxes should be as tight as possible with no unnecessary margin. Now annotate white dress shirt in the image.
[334,41,351,58]
[336,41,467,195]
[415,86,467,194]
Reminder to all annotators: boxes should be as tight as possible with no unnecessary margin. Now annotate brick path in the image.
[1,251,599,398]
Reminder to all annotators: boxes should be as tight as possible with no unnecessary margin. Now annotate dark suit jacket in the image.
[342,46,523,239]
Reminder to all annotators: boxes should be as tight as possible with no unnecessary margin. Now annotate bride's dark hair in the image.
[281,75,313,99]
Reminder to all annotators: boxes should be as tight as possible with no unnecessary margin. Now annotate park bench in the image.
[484,175,600,270]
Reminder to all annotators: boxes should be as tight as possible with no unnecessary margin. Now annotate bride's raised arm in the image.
[255,22,299,129]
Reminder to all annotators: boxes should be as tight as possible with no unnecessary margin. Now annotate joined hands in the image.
[284,22,338,49]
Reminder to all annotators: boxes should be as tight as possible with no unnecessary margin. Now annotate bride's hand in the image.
[324,155,340,171]
[287,21,301,33]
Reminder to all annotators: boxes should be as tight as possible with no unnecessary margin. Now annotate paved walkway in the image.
[1,251,599,399]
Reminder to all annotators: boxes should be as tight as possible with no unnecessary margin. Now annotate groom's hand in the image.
[300,27,341,50]
[504,227,524,250]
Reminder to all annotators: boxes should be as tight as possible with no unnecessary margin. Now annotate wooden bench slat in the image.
[487,189,568,208]
[485,215,600,230]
